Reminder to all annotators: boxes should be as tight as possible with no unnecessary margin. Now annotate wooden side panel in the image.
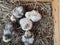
[19,0,52,2]
[58,0,60,45]
[52,0,59,45]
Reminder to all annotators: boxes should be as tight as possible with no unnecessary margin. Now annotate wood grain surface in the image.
[19,0,52,2]
[52,0,59,45]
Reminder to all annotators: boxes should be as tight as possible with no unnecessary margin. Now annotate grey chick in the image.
[2,23,15,42]
[19,18,32,31]
[22,31,34,45]
[25,10,42,22]
[10,6,24,22]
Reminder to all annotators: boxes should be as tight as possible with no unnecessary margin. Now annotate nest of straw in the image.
[0,0,54,45]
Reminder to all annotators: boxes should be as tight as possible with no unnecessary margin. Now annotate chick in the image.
[22,31,34,45]
[10,6,24,22]
[25,10,42,22]
[2,23,15,42]
[19,18,32,31]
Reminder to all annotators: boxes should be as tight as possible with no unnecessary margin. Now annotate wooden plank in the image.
[59,0,60,45]
[19,0,52,2]
[52,0,59,45]
[14,0,52,2]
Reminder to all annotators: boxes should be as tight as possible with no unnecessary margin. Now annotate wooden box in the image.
[18,0,59,45]
[13,0,59,45]
[0,0,59,45]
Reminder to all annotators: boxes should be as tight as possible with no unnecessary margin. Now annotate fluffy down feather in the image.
[11,6,24,18]
[22,31,34,45]
[2,23,15,42]
[25,10,42,22]
[19,18,32,31]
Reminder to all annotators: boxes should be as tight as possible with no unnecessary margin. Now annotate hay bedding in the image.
[0,0,54,45]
